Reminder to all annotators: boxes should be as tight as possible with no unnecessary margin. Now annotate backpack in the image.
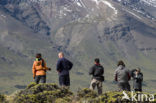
[36,58,45,67]
[94,65,104,77]
[93,65,105,82]
[41,59,45,67]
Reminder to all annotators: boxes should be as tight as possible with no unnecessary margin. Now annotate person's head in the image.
[117,60,125,67]
[58,52,64,58]
[136,68,141,73]
[94,58,100,64]
[36,53,42,59]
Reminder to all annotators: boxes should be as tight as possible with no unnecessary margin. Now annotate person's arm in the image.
[68,60,73,70]
[128,73,131,81]
[114,70,118,81]
[141,73,143,81]
[32,62,36,79]
[102,66,104,75]
[38,59,50,71]
[138,73,143,81]
[89,66,94,75]
[56,60,62,72]
[127,69,131,81]
[43,60,50,70]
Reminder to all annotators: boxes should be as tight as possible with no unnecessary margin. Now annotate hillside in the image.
[0,0,156,94]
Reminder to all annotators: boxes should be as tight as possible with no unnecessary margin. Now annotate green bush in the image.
[77,88,98,98]
[26,82,37,89]
[77,89,130,103]
[13,83,73,103]
[99,91,130,103]
[77,88,99,103]
[0,94,6,103]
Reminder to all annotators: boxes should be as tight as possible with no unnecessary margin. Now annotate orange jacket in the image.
[32,59,49,76]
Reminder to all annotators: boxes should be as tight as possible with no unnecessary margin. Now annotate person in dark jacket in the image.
[56,52,73,88]
[114,60,131,91]
[131,68,143,92]
[89,58,104,95]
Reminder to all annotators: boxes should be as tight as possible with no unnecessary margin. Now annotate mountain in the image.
[0,0,156,94]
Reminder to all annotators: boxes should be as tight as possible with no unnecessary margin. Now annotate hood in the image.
[118,65,125,70]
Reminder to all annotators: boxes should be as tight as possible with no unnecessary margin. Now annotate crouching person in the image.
[32,53,51,84]
[89,58,104,95]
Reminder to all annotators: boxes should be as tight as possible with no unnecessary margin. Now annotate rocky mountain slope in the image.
[0,0,156,94]
[114,0,156,20]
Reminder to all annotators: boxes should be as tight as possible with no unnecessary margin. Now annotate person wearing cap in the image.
[32,53,51,84]
[131,68,143,92]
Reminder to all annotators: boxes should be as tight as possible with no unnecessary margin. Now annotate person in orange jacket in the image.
[32,53,51,84]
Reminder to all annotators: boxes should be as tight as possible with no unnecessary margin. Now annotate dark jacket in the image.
[89,64,104,81]
[56,58,73,76]
[132,71,143,90]
[114,65,131,83]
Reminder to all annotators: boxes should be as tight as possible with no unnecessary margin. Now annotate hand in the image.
[48,68,51,71]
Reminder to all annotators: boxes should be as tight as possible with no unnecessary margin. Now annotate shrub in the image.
[77,88,99,103]
[0,94,6,103]
[77,88,98,98]
[13,83,73,103]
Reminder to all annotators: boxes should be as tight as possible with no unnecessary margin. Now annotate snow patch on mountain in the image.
[125,9,142,20]
[141,0,156,7]
[77,2,82,7]
[0,14,6,18]
[29,0,45,3]
[103,1,118,14]
[91,0,118,14]
[74,0,86,8]
[63,7,72,12]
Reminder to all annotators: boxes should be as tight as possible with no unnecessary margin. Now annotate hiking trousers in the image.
[59,74,70,87]
[90,79,103,95]
[118,82,130,91]
[35,75,46,84]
